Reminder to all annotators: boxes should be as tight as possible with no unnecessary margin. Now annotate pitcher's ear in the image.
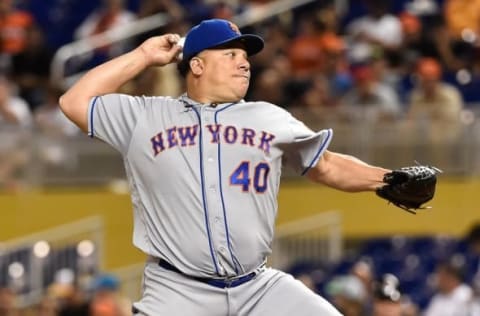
[190,57,204,76]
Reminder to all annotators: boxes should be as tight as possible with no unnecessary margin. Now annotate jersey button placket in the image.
[201,108,228,274]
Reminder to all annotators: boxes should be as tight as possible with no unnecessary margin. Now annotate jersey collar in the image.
[178,93,243,110]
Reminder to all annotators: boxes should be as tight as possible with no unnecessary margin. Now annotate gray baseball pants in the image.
[132,260,343,316]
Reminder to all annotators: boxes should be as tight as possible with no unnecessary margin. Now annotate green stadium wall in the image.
[1,177,478,270]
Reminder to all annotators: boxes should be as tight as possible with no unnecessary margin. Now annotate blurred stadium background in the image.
[2,0,480,315]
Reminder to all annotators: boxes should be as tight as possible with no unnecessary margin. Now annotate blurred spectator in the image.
[11,26,54,111]
[407,57,463,124]
[349,259,376,315]
[34,85,79,168]
[0,75,32,191]
[137,0,184,20]
[442,0,480,71]
[340,62,402,123]
[325,275,368,316]
[398,11,439,75]
[89,274,131,316]
[179,0,214,25]
[73,0,136,70]
[133,0,190,98]
[467,223,480,256]
[34,85,81,137]
[351,259,375,296]
[465,224,480,290]
[0,0,35,56]
[444,0,480,44]
[398,11,422,64]
[287,261,327,293]
[135,0,187,46]
[404,0,439,16]
[296,273,317,292]
[398,11,460,73]
[425,13,467,71]
[466,223,480,316]
[0,287,18,316]
[132,0,191,98]
[455,51,480,103]
[74,0,136,44]
[400,13,467,169]
[471,298,480,316]
[369,49,403,99]
[317,0,342,33]
[286,10,348,117]
[288,74,342,127]
[248,19,289,71]
[211,1,235,20]
[372,273,402,316]
[48,268,89,316]
[345,0,403,65]
[250,67,287,106]
[248,19,291,98]
[288,12,325,78]
[320,33,345,63]
[372,273,418,316]
[35,295,59,316]
[121,64,182,99]
[0,76,31,127]
[319,32,353,100]
[423,259,473,316]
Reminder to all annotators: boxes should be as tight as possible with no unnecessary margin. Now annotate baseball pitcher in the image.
[59,19,437,316]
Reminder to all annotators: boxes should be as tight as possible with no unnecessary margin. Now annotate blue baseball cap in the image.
[183,19,264,60]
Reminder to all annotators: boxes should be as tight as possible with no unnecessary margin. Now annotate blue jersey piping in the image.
[192,106,220,274]
[301,129,333,176]
[88,96,99,138]
[215,102,240,274]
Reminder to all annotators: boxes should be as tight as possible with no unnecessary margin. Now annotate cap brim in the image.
[212,34,264,56]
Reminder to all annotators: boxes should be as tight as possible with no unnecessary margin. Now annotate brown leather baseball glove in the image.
[376,165,441,214]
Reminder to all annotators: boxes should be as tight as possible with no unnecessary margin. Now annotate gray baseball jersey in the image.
[87,93,332,279]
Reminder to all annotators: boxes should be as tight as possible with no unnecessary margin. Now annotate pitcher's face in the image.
[193,45,251,102]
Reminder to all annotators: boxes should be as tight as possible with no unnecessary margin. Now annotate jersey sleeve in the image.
[281,113,333,175]
[87,93,146,154]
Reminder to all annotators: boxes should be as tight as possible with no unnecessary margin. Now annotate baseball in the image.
[177,36,185,47]
[177,36,185,60]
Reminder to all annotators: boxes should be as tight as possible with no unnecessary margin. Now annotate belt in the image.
[158,259,259,289]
